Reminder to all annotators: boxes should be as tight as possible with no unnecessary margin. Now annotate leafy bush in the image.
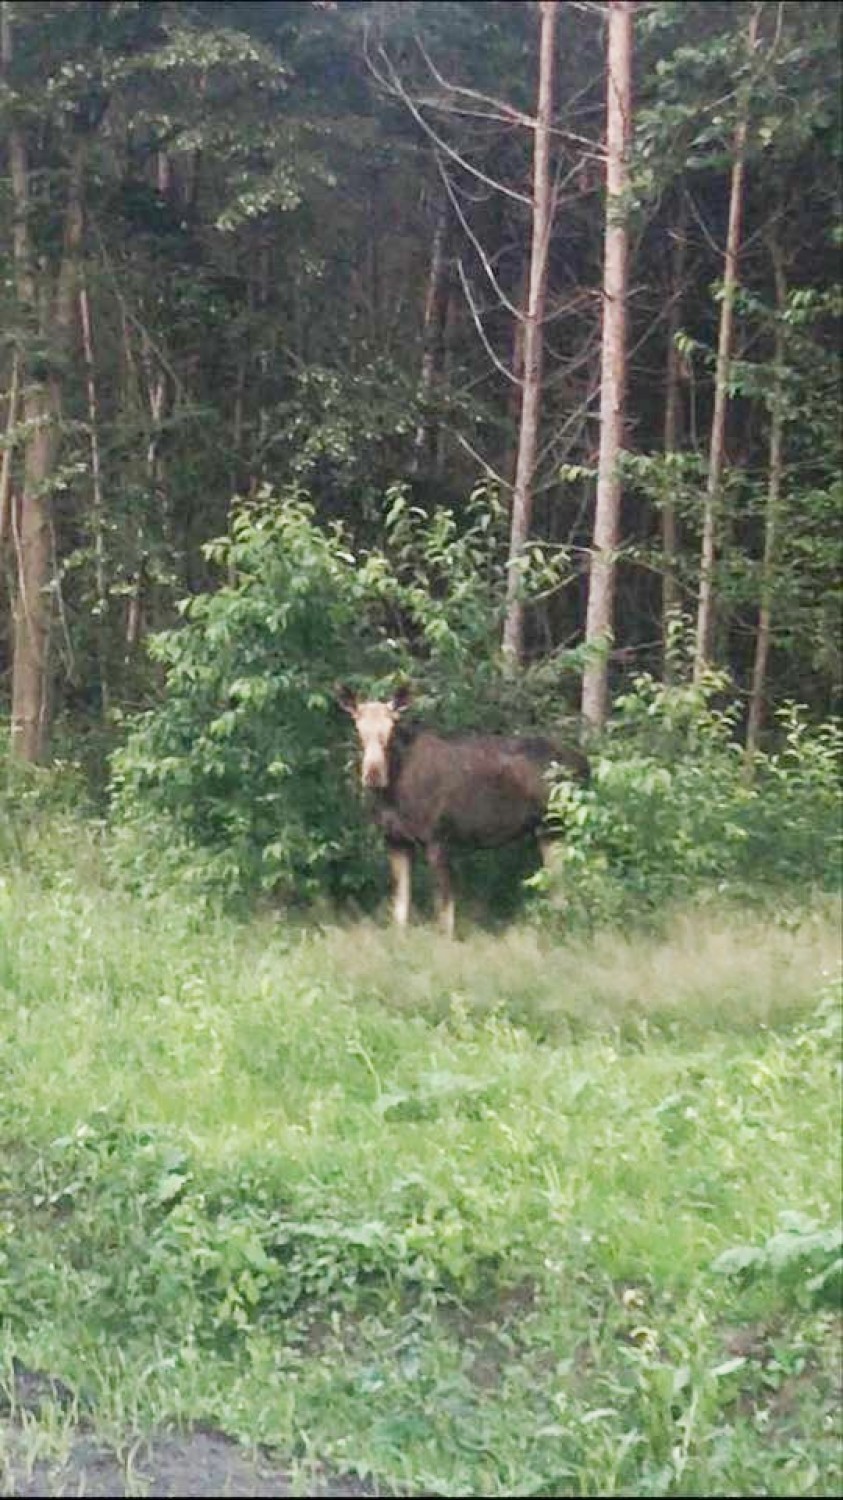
[542,670,841,928]
[110,483,581,907]
[711,1211,842,1309]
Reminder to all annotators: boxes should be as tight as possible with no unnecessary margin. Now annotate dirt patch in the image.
[0,1363,404,1499]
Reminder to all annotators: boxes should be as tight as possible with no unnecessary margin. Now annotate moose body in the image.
[339,686,587,936]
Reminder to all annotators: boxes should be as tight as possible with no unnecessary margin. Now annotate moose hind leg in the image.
[427,842,455,939]
[388,845,412,928]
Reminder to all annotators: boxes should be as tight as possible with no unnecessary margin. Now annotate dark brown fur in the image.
[338,686,587,933]
[375,724,585,849]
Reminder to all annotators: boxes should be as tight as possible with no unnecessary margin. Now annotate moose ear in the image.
[335,683,358,715]
[390,683,411,714]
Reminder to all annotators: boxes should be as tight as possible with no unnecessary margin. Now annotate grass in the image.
[0,831,840,1497]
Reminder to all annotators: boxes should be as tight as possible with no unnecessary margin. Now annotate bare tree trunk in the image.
[502,0,558,669]
[662,193,687,677]
[79,279,109,716]
[435,285,458,479]
[5,0,85,760]
[693,5,759,683]
[0,350,19,555]
[581,0,633,731]
[10,382,59,762]
[411,199,450,475]
[745,239,787,766]
[140,339,168,629]
[503,255,530,490]
[6,0,51,761]
[255,243,270,469]
[118,310,146,659]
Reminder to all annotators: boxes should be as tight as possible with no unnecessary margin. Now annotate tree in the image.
[3,0,87,760]
[501,0,558,668]
[692,3,759,683]
[744,233,787,763]
[661,192,687,675]
[581,0,633,732]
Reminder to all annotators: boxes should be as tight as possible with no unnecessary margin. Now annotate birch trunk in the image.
[502,0,558,669]
[412,200,450,474]
[693,5,759,682]
[662,195,687,675]
[745,241,787,765]
[581,0,633,731]
[79,280,109,716]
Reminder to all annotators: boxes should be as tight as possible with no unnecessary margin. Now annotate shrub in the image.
[542,671,841,929]
[110,484,581,908]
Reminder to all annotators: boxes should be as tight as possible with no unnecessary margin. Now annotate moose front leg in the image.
[388,844,412,928]
[426,842,455,939]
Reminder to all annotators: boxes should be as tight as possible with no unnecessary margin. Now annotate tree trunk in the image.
[435,285,458,479]
[10,383,59,761]
[5,1,86,759]
[79,280,109,717]
[502,0,558,669]
[411,199,450,475]
[693,5,759,683]
[745,239,787,765]
[6,0,49,760]
[662,193,687,677]
[0,350,19,555]
[503,255,530,490]
[580,0,633,731]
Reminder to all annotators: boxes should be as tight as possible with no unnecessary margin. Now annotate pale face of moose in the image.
[337,685,410,790]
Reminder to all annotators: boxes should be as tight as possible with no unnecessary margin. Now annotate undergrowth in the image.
[0,831,840,1496]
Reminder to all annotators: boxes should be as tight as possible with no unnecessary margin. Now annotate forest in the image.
[0,2,840,1496]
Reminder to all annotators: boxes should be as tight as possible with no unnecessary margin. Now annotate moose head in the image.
[336,684,411,789]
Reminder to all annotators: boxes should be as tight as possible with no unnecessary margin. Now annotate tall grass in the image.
[1,834,840,1497]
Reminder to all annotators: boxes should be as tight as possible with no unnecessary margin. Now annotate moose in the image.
[338,684,588,936]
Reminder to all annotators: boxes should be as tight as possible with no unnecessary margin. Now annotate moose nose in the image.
[362,761,388,789]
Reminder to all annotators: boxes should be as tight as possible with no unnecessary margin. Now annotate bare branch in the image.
[413,33,534,129]
[436,157,525,321]
[456,258,520,386]
[364,30,532,207]
[451,429,511,491]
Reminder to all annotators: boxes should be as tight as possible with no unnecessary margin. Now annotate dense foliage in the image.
[110,486,582,906]
[544,672,842,928]
[1,0,840,762]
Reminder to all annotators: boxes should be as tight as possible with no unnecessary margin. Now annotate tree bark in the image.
[745,239,787,765]
[693,4,759,683]
[0,350,19,556]
[662,193,687,676]
[435,285,458,479]
[503,255,530,491]
[411,199,450,475]
[502,0,558,669]
[5,0,87,759]
[79,280,109,716]
[10,383,59,762]
[581,0,633,731]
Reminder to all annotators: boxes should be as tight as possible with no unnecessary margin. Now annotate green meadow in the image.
[0,832,840,1497]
